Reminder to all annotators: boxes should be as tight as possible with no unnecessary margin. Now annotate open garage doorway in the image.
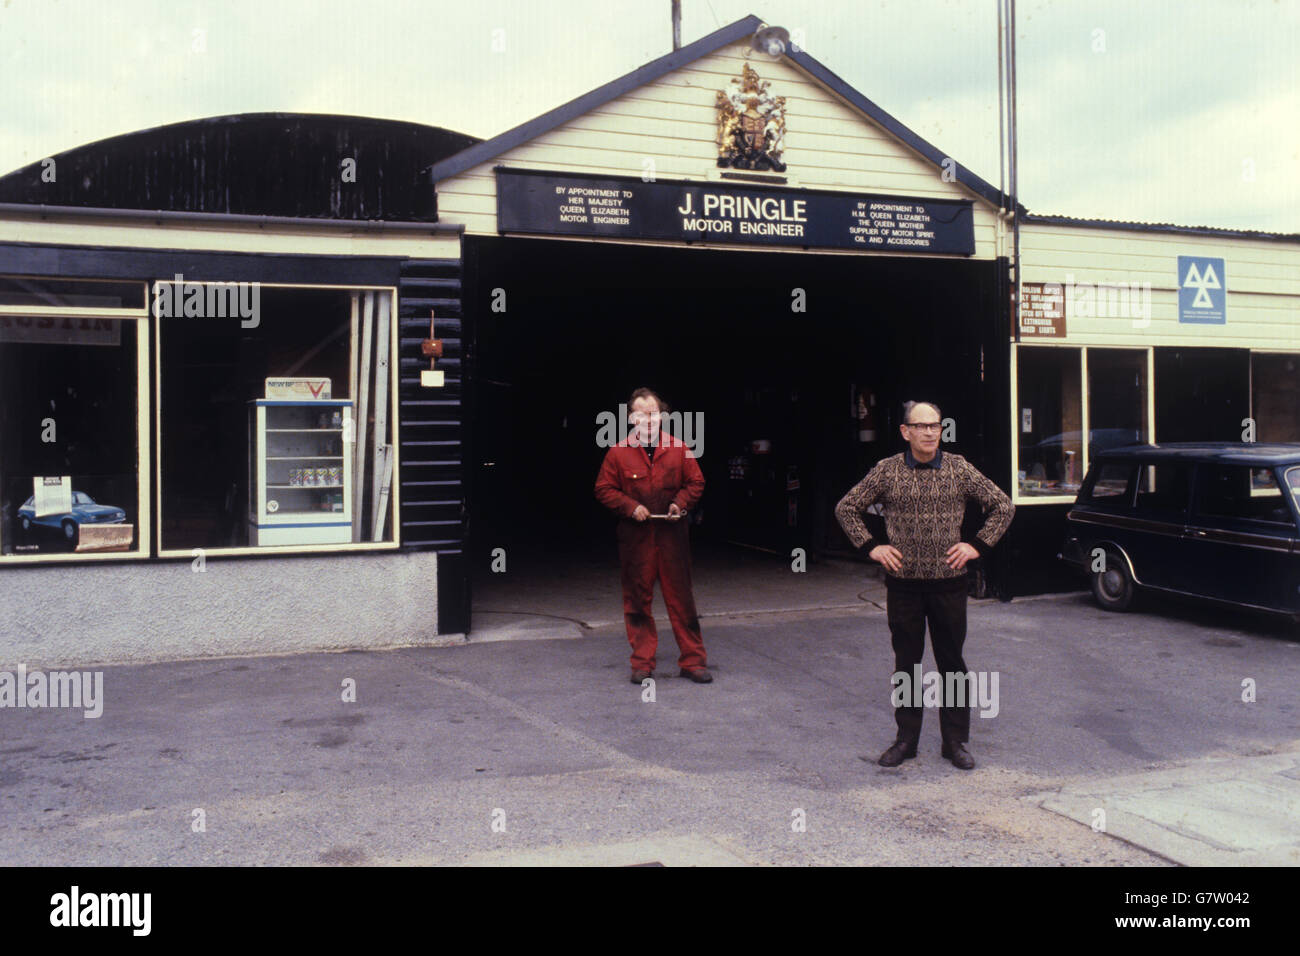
[462,236,1004,632]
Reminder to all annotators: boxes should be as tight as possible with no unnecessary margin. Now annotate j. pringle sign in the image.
[495,168,975,255]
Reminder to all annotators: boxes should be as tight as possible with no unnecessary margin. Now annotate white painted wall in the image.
[1020,221,1300,349]
[0,551,444,668]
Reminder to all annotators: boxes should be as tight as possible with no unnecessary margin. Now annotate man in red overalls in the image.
[594,387,710,684]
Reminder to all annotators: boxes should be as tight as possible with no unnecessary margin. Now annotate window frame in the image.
[1248,348,1300,448]
[0,282,152,564]
[1011,342,1155,506]
[152,280,402,559]
[0,275,149,319]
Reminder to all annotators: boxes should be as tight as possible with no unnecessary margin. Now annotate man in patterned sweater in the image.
[835,401,1014,770]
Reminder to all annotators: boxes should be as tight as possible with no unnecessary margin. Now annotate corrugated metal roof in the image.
[1022,212,1300,244]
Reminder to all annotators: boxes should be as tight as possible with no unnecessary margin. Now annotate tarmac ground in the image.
[2,549,1297,866]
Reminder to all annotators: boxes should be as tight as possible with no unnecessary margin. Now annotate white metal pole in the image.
[353,293,373,542]
[370,291,392,539]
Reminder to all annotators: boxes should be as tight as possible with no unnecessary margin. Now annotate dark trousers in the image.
[886,585,970,744]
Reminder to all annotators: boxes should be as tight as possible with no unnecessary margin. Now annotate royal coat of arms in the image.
[716,64,787,173]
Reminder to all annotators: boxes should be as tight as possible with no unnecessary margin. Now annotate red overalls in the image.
[594,435,707,671]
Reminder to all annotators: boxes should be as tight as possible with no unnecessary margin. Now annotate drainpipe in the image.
[1008,0,1021,346]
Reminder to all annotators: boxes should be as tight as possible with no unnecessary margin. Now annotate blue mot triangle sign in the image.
[1178,256,1226,324]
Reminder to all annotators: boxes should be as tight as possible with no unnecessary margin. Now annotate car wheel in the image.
[62,519,77,541]
[1090,548,1134,611]
[20,516,30,532]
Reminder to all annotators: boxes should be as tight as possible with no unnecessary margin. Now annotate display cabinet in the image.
[249,400,352,545]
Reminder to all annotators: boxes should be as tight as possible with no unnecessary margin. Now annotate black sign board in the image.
[496,168,976,256]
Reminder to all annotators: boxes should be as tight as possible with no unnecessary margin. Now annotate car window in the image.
[1250,468,1280,495]
[1134,462,1192,518]
[1082,463,1135,504]
[1286,467,1300,498]
[72,492,91,505]
[1194,464,1295,527]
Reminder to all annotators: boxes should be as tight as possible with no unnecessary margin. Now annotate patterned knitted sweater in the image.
[835,451,1014,587]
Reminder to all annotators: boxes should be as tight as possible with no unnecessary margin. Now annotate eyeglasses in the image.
[904,422,942,433]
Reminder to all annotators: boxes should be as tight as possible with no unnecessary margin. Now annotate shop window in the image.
[0,316,147,558]
[1153,348,1249,444]
[1016,344,1153,503]
[156,285,398,554]
[1016,346,1082,497]
[1194,464,1292,526]
[1251,353,1300,442]
[1087,349,1149,459]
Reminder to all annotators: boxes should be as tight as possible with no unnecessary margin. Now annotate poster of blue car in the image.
[17,491,127,540]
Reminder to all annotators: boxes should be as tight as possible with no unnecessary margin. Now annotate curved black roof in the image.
[1096,442,1300,465]
[0,113,480,222]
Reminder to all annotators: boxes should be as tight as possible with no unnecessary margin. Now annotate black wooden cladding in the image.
[0,113,480,222]
[398,257,468,632]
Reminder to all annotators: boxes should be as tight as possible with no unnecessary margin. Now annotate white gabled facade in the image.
[436,39,1005,261]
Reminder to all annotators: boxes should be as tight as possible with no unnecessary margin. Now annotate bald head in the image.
[903,400,941,423]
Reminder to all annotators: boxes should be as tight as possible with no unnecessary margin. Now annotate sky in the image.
[1,0,1297,232]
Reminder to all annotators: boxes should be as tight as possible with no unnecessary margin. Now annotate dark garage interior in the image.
[462,235,1009,611]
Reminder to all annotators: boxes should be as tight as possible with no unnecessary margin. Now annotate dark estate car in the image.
[1062,443,1300,617]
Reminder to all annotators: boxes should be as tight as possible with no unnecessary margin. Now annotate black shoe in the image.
[941,741,976,770]
[877,739,918,767]
[630,670,653,684]
[679,667,713,683]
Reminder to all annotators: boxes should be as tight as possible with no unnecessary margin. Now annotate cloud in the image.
[1025,81,1300,231]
